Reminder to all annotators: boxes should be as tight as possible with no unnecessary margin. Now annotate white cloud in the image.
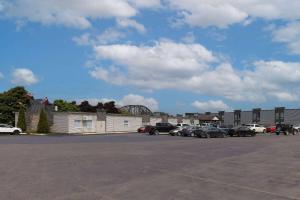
[272,22,300,55]
[167,0,300,28]
[0,0,160,29]
[127,0,161,8]
[72,33,91,46]
[119,94,159,111]
[192,100,231,112]
[181,32,196,44]
[117,18,146,33]
[77,94,159,111]
[97,29,126,44]
[0,72,4,79]
[11,68,38,86]
[90,40,300,103]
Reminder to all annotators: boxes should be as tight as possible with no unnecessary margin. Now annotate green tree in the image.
[17,107,26,132]
[37,109,50,133]
[53,99,79,112]
[0,87,31,124]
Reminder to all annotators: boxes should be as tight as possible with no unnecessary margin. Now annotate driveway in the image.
[0,134,299,200]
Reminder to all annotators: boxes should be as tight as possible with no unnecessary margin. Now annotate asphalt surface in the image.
[0,133,300,200]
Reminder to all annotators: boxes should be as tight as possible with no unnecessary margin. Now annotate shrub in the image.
[17,108,26,132]
[37,109,50,133]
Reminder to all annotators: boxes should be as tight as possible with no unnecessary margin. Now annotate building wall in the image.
[52,113,69,133]
[284,109,300,125]
[168,118,178,125]
[68,113,98,134]
[106,115,142,133]
[182,118,191,125]
[260,110,275,125]
[149,117,162,126]
[224,112,234,126]
[241,111,252,125]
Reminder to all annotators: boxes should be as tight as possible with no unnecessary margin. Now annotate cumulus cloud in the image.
[119,94,159,111]
[0,0,160,29]
[96,29,126,44]
[73,29,126,46]
[117,18,146,33]
[77,94,159,111]
[192,100,231,112]
[11,68,38,86]
[167,0,300,28]
[89,40,300,103]
[272,22,300,55]
[72,33,91,46]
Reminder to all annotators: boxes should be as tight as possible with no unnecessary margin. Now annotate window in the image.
[252,109,261,123]
[124,120,129,128]
[275,107,285,123]
[74,120,82,128]
[83,120,93,129]
[234,110,241,126]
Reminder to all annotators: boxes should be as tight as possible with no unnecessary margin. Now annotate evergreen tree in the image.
[17,108,26,132]
[37,109,50,133]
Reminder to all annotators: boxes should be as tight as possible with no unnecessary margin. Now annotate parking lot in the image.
[0,134,300,200]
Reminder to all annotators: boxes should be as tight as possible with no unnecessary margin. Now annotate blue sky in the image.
[1,0,300,114]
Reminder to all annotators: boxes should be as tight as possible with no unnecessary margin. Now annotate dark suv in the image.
[149,123,176,135]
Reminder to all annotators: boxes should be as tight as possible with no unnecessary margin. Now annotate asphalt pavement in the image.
[0,133,300,200]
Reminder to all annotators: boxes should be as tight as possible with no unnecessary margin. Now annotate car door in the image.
[0,124,10,133]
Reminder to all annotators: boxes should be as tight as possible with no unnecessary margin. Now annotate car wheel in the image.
[154,130,159,135]
[263,129,266,133]
[191,132,195,137]
[293,129,298,135]
[12,130,20,135]
[206,133,210,138]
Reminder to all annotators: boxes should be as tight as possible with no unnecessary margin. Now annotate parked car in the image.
[228,126,256,137]
[176,123,190,128]
[137,125,153,133]
[275,124,297,135]
[169,124,190,136]
[169,127,182,136]
[216,125,231,134]
[148,123,177,135]
[181,126,200,137]
[266,125,276,133]
[0,124,22,135]
[200,123,217,128]
[156,123,177,132]
[293,124,300,133]
[194,127,227,138]
[245,124,266,133]
[137,126,145,133]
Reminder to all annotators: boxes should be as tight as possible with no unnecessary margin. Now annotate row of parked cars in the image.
[138,122,300,137]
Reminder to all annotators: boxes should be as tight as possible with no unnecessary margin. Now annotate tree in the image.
[0,87,31,125]
[54,99,79,112]
[37,109,50,133]
[17,107,26,132]
[79,101,96,112]
[104,101,119,113]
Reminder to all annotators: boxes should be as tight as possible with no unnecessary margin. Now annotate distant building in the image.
[211,107,300,126]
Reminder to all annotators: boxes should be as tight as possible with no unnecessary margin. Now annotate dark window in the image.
[218,111,225,123]
[275,107,285,124]
[252,108,261,123]
[234,110,241,126]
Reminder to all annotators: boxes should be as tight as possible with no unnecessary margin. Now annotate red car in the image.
[137,125,153,133]
[266,125,276,133]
